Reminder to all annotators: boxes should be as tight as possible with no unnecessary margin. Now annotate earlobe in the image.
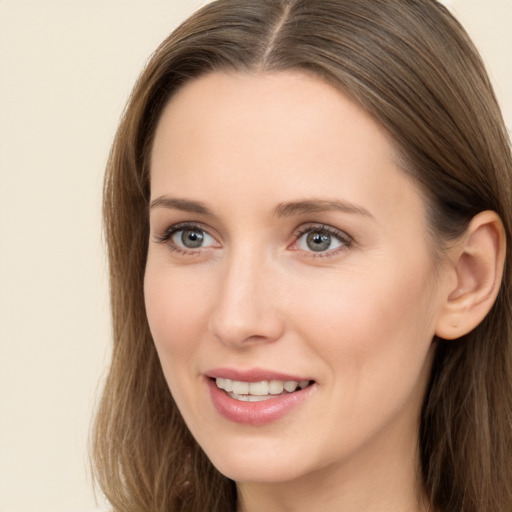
[435,211,506,340]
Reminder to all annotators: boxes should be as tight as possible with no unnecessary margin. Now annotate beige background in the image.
[0,1,510,511]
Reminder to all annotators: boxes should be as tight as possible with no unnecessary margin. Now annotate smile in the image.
[215,378,311,401]
[206,369,316,424]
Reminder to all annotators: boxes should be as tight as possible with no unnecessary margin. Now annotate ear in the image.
[435,210,506,340]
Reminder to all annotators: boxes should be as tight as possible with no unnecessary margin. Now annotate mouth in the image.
[206,371,316,425]
[213,377,314,402]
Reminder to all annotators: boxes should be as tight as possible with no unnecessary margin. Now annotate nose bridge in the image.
[208,242,283,347]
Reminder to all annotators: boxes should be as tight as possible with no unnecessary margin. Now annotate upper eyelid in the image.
[156,222,348,236]
[292,223,352,241]
[158,221,212,235]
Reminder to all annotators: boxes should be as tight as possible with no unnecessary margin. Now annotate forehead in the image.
[151,71,396,164]
[150,71,425,228]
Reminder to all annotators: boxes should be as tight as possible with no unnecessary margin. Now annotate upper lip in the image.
[205,367,313,382]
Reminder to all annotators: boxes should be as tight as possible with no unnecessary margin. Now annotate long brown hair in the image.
[92,1,512,511]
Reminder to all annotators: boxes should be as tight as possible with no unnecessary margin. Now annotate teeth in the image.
[249,381,269,395]
[232,381,249,395]
[269,380,284,394]
[284,380,298,392]
[215,378,311,398]
[216,378,234,392]
[231,394,275,402]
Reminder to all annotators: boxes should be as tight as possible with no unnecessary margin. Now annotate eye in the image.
[155,223,219,253]
[292,224,351,255]
[172,227,215,249]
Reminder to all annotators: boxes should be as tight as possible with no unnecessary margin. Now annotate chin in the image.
[200,438,318,484]
[214,459,306,484]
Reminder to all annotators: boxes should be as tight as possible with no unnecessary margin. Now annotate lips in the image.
[205,368,316,425]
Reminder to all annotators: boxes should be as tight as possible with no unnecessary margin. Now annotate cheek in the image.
[285,262,438,449]
[287,259,438,383]
[144,265,216,425]
[144,265,211,361]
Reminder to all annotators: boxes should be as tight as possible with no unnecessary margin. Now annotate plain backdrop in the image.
[0,1,510,511]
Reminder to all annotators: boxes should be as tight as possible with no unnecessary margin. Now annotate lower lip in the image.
[206,378,315,426]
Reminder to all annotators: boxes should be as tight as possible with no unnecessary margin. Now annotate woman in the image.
[92,1,512,511]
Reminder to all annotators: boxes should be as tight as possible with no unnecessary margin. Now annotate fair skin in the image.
[144,71,504,512]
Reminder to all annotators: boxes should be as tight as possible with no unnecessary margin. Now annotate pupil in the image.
[182,229,204,248]
[306,232,331,252]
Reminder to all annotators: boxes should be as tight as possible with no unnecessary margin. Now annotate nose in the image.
[207,249,285,348]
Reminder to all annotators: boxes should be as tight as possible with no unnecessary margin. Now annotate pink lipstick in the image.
[205,368,316,425]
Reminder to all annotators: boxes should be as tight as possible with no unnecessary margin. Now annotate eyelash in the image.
[154,222,353,259]
[154,222,212,256]
[291,224,353,259]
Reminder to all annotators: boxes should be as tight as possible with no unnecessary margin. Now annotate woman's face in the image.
[145,71,451,485]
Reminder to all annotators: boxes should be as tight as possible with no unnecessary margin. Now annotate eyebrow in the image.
[150,196,212,215]
[150,195,374,219]
[273,199,374,219]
